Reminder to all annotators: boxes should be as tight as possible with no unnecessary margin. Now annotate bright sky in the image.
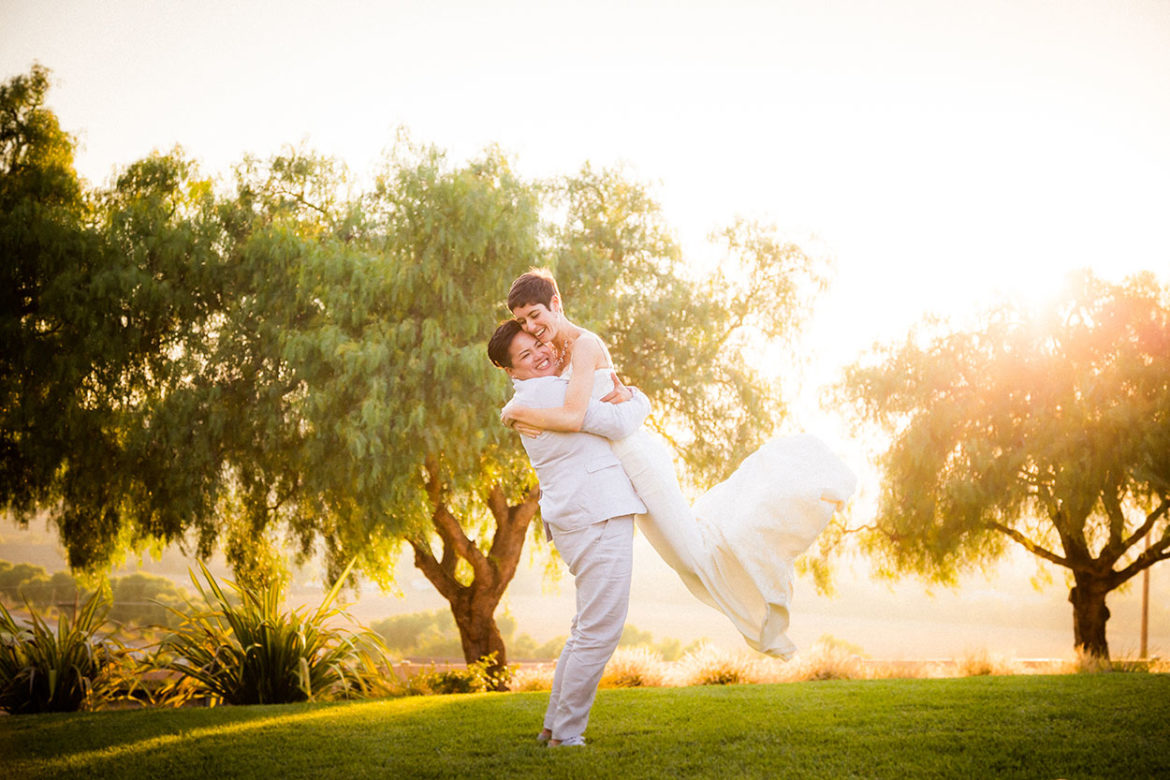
[4,0,1167,362]
[4,0,1169,655]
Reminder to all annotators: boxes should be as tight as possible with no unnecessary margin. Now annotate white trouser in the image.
[543,514,635,742]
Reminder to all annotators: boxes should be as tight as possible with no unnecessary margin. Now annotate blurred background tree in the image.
[834,271,1170,661]
[0,560,188,628]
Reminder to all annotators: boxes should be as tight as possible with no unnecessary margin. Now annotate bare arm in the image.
[503,337,604,432]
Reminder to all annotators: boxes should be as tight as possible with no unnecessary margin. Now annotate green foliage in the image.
[1,67,829,671]
[371,609,465,658]
[509,632,568,661]
[835,270,1170,657]
[0,589,130,714]
[371,608,566,660]
[409,652,513,695]
[107,572,189,628]
[160,561,389,705]
[552,166,829,484]
[0,562,70,607]
[1,65,228,573]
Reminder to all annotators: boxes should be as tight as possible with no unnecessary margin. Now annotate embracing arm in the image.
[580,387,651,440]
[503,337,603,432]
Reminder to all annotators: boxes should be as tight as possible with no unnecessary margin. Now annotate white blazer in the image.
[509,377,649,536]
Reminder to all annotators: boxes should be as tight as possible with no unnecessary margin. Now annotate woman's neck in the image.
[554,319,583,352]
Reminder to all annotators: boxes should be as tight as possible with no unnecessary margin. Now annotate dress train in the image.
[611,430,856,659]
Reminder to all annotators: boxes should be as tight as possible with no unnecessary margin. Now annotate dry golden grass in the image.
[601,647,668,688]
[501,641,1164,694]
[509,663,555,692]
[956,648,1023,677]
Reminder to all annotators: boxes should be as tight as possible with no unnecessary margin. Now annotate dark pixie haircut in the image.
[507,268,560,311]
[487,319,525,368]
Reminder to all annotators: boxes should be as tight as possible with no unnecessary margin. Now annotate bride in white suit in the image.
[503,269,856,659]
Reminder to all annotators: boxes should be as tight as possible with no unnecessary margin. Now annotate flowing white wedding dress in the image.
[588,369,857,659]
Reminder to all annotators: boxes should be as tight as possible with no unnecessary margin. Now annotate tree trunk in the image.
[450,590,509,685]
[409,474,540,692]
[1069,575,1111,665]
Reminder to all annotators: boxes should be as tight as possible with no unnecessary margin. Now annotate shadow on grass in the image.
[8,693,552,779]
[6,675,1170,779]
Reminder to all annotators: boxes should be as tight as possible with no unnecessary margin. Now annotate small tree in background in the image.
[835,271,1170,662]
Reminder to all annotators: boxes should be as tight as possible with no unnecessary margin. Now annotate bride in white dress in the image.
[505,296,856,659]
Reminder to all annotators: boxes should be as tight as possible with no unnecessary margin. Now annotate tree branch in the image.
[1100,481,1129,563]
[1120,497,1170,552]
[483,484,540,598]
[1110,534,1170,587]
[408,537,463,603]
[987,521,1070,568]
[1050,505,1092,568]
[273,187,330,220]
[431,498,493,586]
[423,455,493,588]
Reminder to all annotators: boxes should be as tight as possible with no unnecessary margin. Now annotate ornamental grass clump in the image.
[160,561,390,706]
[601,646,667,688]
[0,591,133,714]
[958,648,1021,677]
[671,643,758,687]
[788,635,868,681]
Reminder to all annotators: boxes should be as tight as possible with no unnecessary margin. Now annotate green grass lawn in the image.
[4,674,1168,779]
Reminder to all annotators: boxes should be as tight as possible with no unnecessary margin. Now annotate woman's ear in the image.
[550,294,563,314]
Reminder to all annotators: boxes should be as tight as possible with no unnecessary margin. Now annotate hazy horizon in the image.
[4,514,1165,662]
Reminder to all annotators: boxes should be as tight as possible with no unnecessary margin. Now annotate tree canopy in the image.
[835,270,1170,660]
[1,67,829,681]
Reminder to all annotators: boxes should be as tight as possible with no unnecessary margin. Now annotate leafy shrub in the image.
[404,653,514,695]
[0,591,134,714]
[160,561,389,705]
[0,561,78,609]
[106,572,190,628]
[417,668,477,694]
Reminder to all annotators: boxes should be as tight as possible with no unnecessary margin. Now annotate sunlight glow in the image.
[2,0,1168,660]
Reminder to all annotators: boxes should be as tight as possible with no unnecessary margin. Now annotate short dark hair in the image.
[507,268,559,312]
[487,319,525,368]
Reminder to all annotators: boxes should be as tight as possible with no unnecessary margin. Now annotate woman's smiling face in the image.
[504,331,557,380]
[512,296,562,345]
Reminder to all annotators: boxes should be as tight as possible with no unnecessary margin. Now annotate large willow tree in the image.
[1,67,829,683]
[836,271,1170,661]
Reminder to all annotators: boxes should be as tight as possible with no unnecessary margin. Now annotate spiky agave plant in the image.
[160,560,389,705]
[0,590,126,714]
